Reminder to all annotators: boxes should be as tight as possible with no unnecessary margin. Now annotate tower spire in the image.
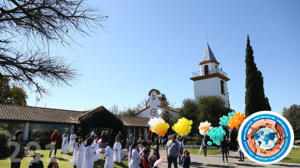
[202,43,217,62]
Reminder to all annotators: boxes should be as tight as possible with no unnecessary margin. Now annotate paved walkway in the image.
[159,150,300,168]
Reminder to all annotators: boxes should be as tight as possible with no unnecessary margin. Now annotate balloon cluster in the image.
[199,121,211,135]
[219,111,235,126]
[172,117,193,136]
[206,126,226,146]
[227,112,245,129]
[148,117,170,136]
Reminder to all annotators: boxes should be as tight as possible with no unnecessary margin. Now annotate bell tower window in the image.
[220,80,225,95]
[204,65,209,75]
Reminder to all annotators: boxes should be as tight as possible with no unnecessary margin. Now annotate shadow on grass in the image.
[55,157,69,161]
[115,162,128,168]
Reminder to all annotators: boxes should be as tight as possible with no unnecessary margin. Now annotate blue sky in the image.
[27,0,300,114]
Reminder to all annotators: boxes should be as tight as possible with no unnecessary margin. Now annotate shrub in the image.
[0,128,11,158]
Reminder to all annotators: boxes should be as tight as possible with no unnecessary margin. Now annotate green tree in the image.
[198,96,232,127]
[162,110,176,135]
[245,35,271,117]
[282,104,300,139]
[0,77,11,103]
[179,99,199,135]
[0,77,27,106]
[120,108,137,116]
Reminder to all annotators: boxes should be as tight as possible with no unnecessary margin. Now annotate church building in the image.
[135,89,178,118]
[190,44,230,107]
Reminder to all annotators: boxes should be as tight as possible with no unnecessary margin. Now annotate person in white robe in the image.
[68,132,77,151]
[113,138,122,163]
[127,143,132,164]
[104,143,114,168]
[70,138,78,166]
[93,136,101,162]
[129,143,140,168]
[83,138,94,168]
[76,139,85,168]
[61,131,69,154]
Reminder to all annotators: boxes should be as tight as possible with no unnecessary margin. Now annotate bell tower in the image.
[190,43,230,107]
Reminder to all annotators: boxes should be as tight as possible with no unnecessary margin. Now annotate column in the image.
[70,125,74,133]
[23,122,30,141]
[144,128,147,140]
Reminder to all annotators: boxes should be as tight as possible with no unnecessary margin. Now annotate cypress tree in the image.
[245,35,271,117]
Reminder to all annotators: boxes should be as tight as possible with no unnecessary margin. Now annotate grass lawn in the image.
[282,148,300,163]
[186,148,221,155]
[0,149,128,168]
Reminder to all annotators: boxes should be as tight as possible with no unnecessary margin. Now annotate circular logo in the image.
[238,111,294,164]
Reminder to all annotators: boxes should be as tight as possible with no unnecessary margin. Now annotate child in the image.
[104,143,113,168]
[140,148,151,168]
[61,131,69,154]
[149,148,160,168]
[83,138,94,168]
[127,142,132,164]
[71,137,79,167]
[76,138,85,168]
[113,138,122,163]
[47,157,59,168]
[93,136,101,162]
[68,131,77,151]
[29,153,44,168]
[181,151,191,168]
[129,143,140,168]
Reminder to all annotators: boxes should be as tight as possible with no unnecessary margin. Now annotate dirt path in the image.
[159,150,300,168]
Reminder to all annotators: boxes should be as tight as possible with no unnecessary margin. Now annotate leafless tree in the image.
[0,0,106,95]
[110,104,119,115]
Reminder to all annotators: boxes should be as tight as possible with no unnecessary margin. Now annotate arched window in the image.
[204,65,209,75]
[220,80,225,95]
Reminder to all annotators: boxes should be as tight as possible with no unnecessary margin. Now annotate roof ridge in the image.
[0,103,84,113]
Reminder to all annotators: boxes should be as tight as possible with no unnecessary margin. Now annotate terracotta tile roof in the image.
[0,104,85,124]
[119,116,149,127]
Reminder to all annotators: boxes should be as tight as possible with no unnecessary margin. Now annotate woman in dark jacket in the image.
[220,139,229,163]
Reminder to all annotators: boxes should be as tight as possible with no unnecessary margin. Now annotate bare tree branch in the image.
[0,0,106,95]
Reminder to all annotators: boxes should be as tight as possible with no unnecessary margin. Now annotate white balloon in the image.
[199,121,211,135]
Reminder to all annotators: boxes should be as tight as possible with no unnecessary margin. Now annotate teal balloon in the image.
[206,126,226,146]
[207,141,212,146]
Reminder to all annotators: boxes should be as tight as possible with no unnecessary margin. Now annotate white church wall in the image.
[136,107,178,118]
[194,77,229,107]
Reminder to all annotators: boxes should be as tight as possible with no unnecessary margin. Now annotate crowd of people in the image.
[9,128,246,168]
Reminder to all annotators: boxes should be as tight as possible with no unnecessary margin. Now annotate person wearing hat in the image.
[11,130,24,168]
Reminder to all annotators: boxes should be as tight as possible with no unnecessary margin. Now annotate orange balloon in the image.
[227,112,245,129]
